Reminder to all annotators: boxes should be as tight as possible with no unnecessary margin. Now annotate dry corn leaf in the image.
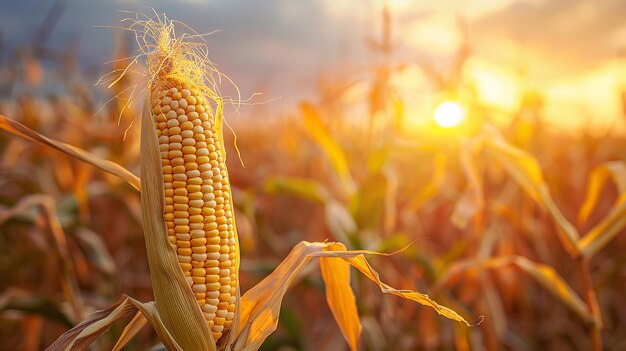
[45,296,183,351]
[353,172,388,230]
[301,102,356,196]
[320,243,362,351]
[235,242,324,351]
[435,256,595,325]
[577,161,626,226]
[236,241,470,351]
[451,138,484,228]
[575,161,626,257]
[313,248,473,326]
[74,228,116,276]
[408,152,447,211]
[0,113,140,191]
[44,296,137,351]
[112,311,148,351]
[263,177,355,242]
[578,200,626,258]
[484,132,580,255]
[455,127,580,256]
[0,194,84,321]
[0,288,74,328]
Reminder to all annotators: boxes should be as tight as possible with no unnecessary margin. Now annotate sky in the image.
[1,0,625,133]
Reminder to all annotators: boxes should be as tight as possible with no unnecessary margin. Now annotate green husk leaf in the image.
[263,176,330,204]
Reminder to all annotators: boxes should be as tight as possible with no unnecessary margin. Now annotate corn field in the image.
[1,3,626,351]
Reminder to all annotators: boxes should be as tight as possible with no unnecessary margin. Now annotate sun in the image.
[433,101,465,128]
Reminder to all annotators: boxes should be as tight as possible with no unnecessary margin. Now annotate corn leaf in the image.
[45,296,138,351]
[0,288,73,327]
[235,242,323,351]
[112,311,148,351]
[578,200,626,258]
[263,177,355,242]
[236,241,470,351]
[0,113,140,191]
[74,228,117,276]
[301,102,356,196]
[576,161,626,257]
[263,176,330,203]
[0,195,84,321]
[435,256,595,325]
[451,138,484,228]
[312,248,473,326]
[45,296,183,351]
[320,243,361,351]
[483,132,580,255]
[578,161,626,226]
[454,127,580,255]
[140,97,215,351]
[353,172,388,230]
[408,152,447,211]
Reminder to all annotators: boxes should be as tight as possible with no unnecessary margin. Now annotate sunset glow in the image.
[434,101,465,128]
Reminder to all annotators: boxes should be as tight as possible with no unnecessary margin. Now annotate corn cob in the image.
[151,79,237,341]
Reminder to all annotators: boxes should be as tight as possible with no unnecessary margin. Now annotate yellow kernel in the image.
[181,121,194,130]
[192,268,206,277]
[178,248,192,256]
[188,215,202,223]
[174,203,189,211]
[189,192,203,200]
[187,184,202,192]
[174,211,190,218]
[182,146,196,154]
[206,282,221,292]
[185,162,199,171]
[173,181,187,189]
[174,188,188,196]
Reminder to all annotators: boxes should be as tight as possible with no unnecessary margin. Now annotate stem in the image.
[576,257,602,351]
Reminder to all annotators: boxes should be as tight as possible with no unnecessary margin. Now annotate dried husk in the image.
[140,95,216,351]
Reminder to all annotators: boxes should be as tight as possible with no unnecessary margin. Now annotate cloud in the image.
[472,0,626,74]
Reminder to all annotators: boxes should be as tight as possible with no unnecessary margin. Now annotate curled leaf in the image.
[578,201,626,258]
[313,246,473,326]
[236,241,471,351]
[578,161,626,226]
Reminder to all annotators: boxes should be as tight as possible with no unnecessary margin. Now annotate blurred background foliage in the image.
[1,1,626,350]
